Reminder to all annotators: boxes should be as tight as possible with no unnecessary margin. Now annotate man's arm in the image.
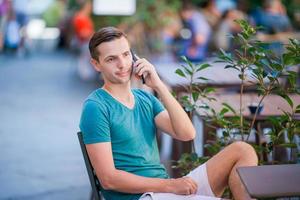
[135,59,196,141]
[86,142,197,194]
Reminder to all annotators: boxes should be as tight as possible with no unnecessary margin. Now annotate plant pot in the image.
[248,103,264,115]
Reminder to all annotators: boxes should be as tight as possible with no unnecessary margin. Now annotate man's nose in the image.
[117,57,127,69]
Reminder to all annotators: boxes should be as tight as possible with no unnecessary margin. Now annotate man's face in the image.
[92,36,133,84]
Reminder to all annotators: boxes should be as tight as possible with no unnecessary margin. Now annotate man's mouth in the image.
[116,70,130,77]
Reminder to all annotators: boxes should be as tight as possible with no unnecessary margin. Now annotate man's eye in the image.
[107,58,114,62]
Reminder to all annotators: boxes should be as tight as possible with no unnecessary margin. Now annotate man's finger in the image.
[185,177,198,194]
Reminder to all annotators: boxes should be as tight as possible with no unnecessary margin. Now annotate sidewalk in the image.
[0,51,98,200]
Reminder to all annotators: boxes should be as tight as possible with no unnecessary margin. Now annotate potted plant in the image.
[173,20,300,176]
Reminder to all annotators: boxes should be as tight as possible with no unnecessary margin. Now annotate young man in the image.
[79,27,258,200]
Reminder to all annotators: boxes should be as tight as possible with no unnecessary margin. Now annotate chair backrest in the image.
[77,132,103,200]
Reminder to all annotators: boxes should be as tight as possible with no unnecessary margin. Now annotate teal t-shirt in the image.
[79,88,169,200]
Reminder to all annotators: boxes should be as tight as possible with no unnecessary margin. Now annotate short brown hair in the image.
[89,26,128,60]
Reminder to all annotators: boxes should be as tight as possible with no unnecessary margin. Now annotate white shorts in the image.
[139,163,221,200]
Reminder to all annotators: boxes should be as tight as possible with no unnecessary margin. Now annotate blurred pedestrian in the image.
[72,0,94,45]
[159,11,182,62]
[251,0,293,56]
[0,0,9,52]
[4,1,20,52]
[72,0,96,81]
[201,0,221,30]
[12,0,29,56]
[178,2,212,62]
[213,9,246,51]
[252,0,292,34]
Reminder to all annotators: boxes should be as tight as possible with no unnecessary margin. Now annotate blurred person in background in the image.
[159,11,182,62]
[4,0,21,52]
[72,0,93,45]
[11,0,29,56]
[0,0,9,52]
[213,9,246,52]
[252,0,292,34]
[178,1,212,62]
[201,0,221,30]
[251,0,293,55]
[42,0,68,48]
[72,0,97,81]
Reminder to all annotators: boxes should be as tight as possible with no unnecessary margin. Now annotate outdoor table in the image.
[196,93,300,118]
[195,93,300,155]
[237,164,300,198]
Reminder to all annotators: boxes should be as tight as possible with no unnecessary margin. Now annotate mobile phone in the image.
[131,49,145,84]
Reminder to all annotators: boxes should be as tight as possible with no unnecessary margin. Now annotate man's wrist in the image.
[152,81,168,95]
[161,178,173,193]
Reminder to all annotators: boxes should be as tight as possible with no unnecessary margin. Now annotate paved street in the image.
[0,51,99,200]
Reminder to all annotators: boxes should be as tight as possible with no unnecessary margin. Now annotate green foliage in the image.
[174,19,300,171]
[172,153,209,176]
[174,56,213,116]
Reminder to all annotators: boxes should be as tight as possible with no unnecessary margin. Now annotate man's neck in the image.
[102,83,132,102]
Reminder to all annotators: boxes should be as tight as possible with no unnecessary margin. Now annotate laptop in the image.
[237,164,300,198]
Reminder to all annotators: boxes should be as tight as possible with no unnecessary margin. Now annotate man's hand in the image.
[134,58,163,89]
[166,177,198,195]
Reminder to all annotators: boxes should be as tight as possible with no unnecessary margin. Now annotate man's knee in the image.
[230,141,258,164]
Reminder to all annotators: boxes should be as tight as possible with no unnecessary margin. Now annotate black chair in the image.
[77,132,104,200]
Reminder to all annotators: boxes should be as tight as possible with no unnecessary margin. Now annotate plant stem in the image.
[189,110,196,153]
[240,68,245,140]
[189,67,195,153]
[246,91,268,142]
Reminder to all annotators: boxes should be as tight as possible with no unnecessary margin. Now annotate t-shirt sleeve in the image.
[150,93,165,117]
[79,100,110,144]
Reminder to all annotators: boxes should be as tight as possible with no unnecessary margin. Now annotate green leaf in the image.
[220,108,229,116]
[183,66,193,76]
[224,65,239,71]
[203,87,215,94]
[180,95,189,102]
[190,152,198,161]
[219,49,233,62]
[222,103,237,114]
[279,94,294,108]
[283,54,294,66]
[222,130,230,137]
[197,77,210,81]
[279,143,297,148]
[175,69,186,78]
[184,105,195,112]
[181,56,194,69]
[270,62,283,71]
[287,75,296,87]
[171,91,177,98]
[197,63,211,71]
[192,92,200,102]
[287,70,297,76]
[295,104,300,113]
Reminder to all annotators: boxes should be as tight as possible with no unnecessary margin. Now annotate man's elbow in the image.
[187,129,196,141]
[181,127,196,141]
[101,177,116,190]
[99,173,118,190]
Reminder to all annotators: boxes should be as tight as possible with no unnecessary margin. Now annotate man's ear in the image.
[90,58,102,72]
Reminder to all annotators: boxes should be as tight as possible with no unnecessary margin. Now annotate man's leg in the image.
[206,141,258,200]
